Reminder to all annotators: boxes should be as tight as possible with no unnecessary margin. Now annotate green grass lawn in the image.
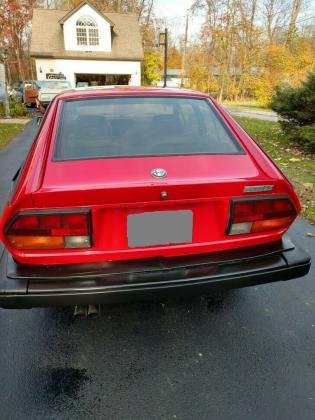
[235,116,315,222]
[0,124,25,150]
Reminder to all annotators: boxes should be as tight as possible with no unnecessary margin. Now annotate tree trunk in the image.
[287,0,302,45]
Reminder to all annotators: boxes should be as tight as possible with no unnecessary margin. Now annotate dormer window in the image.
[76,16,99,46]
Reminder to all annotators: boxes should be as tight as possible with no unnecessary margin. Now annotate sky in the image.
[153,0,204,41]
[154,0,195,17]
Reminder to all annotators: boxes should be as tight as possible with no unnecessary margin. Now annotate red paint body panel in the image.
[0,87,301,265]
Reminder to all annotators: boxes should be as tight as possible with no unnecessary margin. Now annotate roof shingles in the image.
[30,8,143,61]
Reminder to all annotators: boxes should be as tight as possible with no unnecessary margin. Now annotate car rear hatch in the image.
[29,151,288,261]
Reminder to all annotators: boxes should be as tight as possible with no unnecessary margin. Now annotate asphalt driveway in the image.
[224,106,279,122]
[0,120,314,420]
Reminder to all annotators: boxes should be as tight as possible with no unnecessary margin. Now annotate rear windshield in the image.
[40,80,71,89]
[54,97,243,160]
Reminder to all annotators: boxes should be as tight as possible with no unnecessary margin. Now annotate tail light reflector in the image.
[5,211,91,250]
[228,197,297,235]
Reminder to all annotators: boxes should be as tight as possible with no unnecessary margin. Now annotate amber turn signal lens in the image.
[251,217,294,233]
[7,235,65,250]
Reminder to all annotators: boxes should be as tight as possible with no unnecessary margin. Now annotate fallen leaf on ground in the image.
[303,183,314,190]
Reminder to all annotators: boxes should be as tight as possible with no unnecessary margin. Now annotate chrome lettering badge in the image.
[151,168,167,178]
[244,185,274,193]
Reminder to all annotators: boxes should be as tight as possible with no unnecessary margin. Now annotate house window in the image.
[76,16,99,46]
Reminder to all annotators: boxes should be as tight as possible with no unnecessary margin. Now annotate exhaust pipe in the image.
[73,304,101,319]
[87,304,101,318]
[73,305,88,319]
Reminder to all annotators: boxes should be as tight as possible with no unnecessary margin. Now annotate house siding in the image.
[35,58,141,87]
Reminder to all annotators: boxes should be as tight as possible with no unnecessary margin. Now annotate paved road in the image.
[0,121,314,420]
[224,106,279,122]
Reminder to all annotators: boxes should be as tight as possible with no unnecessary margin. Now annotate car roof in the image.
[56,86,210,101]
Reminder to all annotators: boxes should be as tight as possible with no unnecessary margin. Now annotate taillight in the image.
[228,197,297,235]
[5,211,91,250]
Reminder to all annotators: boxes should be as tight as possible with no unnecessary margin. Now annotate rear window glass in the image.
[54,97,243,160]
[40,80,71,89]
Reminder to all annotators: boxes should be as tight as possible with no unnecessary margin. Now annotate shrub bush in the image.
[0,99,28,118]
[141,50,162,85]
[270,72,315,152]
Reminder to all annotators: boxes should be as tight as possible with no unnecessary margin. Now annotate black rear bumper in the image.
[0,237,311,308]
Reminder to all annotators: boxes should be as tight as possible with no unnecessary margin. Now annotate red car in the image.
[0,87,310,308]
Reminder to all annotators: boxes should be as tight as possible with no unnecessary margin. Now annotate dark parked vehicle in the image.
[0,87,311,309]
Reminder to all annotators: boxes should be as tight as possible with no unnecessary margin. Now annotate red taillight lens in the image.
[5,211,91,250]
[228,197,297,235]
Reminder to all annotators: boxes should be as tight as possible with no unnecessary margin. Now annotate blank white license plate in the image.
[127,210,193,247]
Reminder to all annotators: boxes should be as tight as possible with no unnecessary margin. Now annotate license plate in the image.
[127,210,193,247]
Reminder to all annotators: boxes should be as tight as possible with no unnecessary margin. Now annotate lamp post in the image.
[157,28,168,88]
[1,48,10,118]
[181,14,189,88]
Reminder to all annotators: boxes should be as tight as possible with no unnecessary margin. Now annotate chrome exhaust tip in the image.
[87,304,101,318]
[73,305,88,319]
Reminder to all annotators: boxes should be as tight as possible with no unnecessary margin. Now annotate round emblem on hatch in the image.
[151,168,167,178]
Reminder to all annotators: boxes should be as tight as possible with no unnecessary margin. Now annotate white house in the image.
[30,1,143,87]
